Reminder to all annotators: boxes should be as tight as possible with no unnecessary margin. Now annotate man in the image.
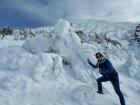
[87,52,125,105]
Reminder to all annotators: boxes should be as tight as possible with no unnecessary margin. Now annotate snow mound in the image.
[0,45,68,83]
[22,19,94,83]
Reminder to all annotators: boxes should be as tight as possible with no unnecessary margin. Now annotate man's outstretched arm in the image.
[87,59,98,69]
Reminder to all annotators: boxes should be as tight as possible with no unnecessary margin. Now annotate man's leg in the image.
[111,79,125,105]
[96,76,109,92]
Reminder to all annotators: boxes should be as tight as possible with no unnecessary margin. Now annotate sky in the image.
[0,0,140,28]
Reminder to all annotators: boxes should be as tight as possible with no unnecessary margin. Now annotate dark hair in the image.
[95,52,103,58]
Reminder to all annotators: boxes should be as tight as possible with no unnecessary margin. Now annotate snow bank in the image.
[0,45,68,83]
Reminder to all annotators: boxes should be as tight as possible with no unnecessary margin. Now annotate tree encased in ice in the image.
[130,24,140,45]
[0,26,13,39]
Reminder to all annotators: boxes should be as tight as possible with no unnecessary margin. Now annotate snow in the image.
[0,19,140,105]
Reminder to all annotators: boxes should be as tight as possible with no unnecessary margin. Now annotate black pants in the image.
[96,72,125,105]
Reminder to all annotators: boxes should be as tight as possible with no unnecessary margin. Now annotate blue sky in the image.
[0,0,140,28]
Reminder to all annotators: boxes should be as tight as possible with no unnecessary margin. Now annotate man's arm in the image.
[87,59,98,69]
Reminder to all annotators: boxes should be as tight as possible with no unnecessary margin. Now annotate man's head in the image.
[95,52,104,60]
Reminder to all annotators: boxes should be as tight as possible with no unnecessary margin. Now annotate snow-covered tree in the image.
[130,24,140,45]
[0,26,13,39]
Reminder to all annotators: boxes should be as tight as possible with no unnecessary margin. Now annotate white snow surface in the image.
[0,19,140,105]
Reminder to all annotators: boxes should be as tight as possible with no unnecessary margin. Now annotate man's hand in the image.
[87,59,90,62]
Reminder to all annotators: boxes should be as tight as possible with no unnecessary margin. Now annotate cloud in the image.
[0,0,140,27]
[91,0,140,22]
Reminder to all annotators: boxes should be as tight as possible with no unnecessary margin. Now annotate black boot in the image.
[97,91,104,94]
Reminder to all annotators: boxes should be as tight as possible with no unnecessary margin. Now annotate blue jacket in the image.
[88,59,114,74]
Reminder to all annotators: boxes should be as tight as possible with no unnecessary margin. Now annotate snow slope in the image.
[0,19,140,105]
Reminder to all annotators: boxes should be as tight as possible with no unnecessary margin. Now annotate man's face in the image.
[96,54,103,60]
